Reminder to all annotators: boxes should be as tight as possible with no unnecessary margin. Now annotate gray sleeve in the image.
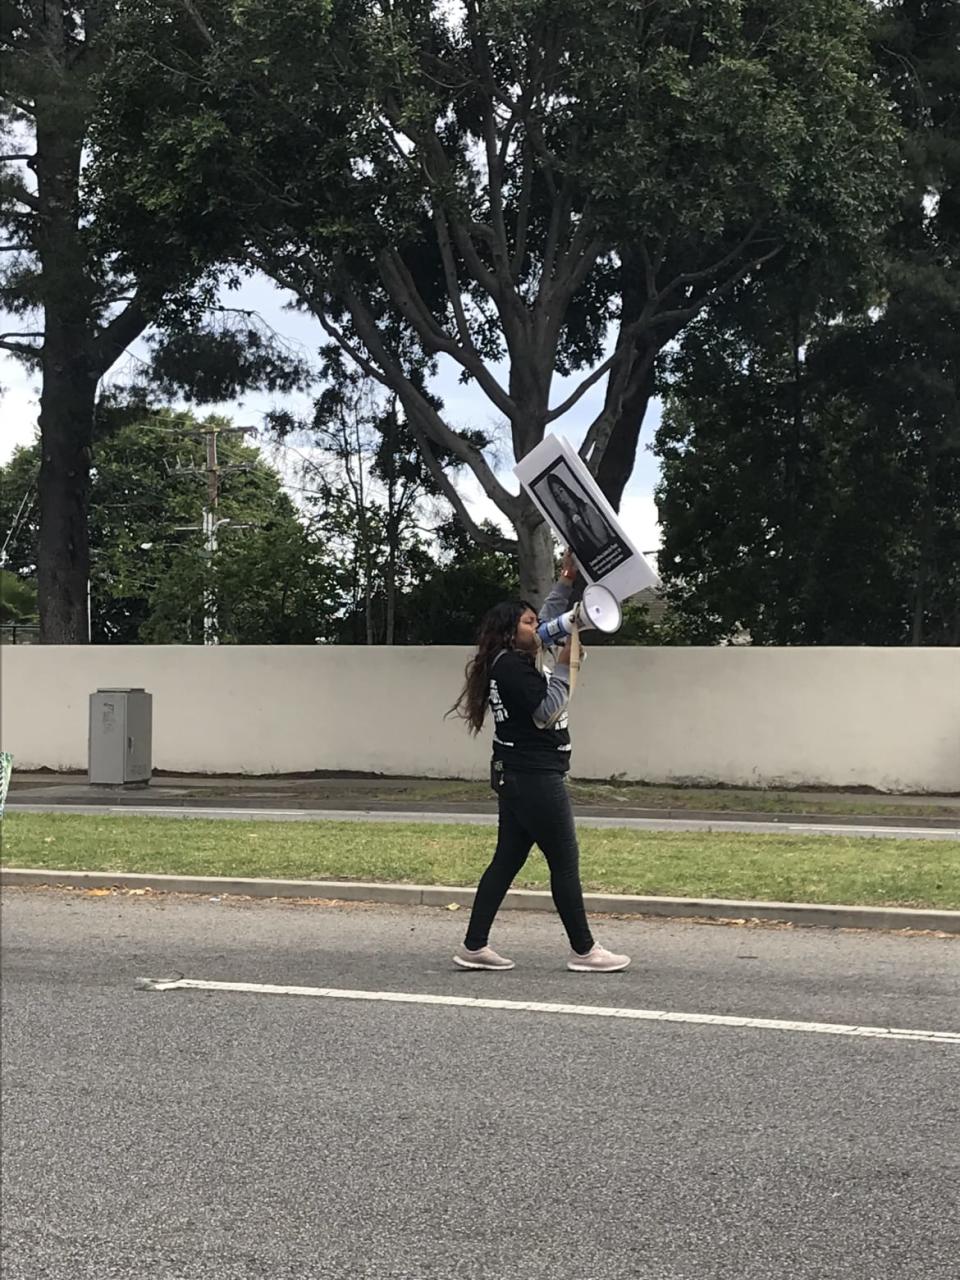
[532,664,571,729]
[539,580,573,623]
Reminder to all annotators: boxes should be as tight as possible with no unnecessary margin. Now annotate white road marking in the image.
[136,977,960,1045]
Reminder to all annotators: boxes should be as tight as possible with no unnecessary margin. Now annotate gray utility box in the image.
[88,688,152,786]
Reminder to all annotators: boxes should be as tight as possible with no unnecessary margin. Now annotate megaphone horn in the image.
[580,583,622,634]
[536,584,622,645]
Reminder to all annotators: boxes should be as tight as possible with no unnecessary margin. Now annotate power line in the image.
[0,489,35,568]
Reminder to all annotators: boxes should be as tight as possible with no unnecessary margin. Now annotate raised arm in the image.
[538,549,579,622]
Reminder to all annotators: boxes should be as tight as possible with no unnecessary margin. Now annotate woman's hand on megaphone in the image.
[555,637,574,667]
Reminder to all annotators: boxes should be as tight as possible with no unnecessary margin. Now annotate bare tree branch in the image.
[639,233,670,299]
[576,244,784,463]
[650,244,783,325]
[258,244,515,518]
[335,274,518,521]
[177,0,214,47]
[466,2,512,284]
[317,311,392,388]
[0,155,35,164]
[0,337,41,358]
[550,240,781,430]
[555,222,604,299]
[3,187,40,213]
[379,241,517,422]
[402,104,531,361]
[655,222,766,301]
[511,139,534,278]
[545,306,654,424]
[250,246,389,390]
[406,417,517,553]
[378,249,452,350]
[89,295,149,374]
[434,208,477,353]
[580,343,660,468]
[536,177,572,311]
[525,111,558,200]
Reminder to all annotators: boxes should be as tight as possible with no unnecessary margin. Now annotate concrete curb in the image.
[2,867,958,933]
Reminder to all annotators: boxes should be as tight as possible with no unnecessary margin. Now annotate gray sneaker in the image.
[567,943,631,973]
[453,944,515,971]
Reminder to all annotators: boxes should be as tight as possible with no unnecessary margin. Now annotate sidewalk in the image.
[7,772,959,829]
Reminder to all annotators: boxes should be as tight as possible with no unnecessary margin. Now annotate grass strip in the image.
[2,813,958,910]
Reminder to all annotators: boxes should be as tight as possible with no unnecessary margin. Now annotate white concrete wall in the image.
[1,645,958,792]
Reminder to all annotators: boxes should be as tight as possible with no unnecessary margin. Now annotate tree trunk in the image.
[911,453,936,646]
[363,545,375,644]
[384,419,398,645]
[384,499,398,646]
[37,360,98,642]
[596,373,655,512]
[516,506,556,606]
[593,292,668,512]
[32,9,97,642]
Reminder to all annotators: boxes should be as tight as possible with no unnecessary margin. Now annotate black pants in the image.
[464,769,595,955]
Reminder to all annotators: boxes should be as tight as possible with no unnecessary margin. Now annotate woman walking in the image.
[449,551,630,973]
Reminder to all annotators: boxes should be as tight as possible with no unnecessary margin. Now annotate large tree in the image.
[654,0,960,645]
[95,0,898,600]
[0,3,162,641]
[0,2,310,641]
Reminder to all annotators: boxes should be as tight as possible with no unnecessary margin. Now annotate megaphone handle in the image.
[568,621,581,692]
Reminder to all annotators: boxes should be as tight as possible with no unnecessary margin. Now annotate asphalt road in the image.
[2,888,959,1280]
[8,801,960,841]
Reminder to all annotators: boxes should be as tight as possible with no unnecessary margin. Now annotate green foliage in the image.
[660,0,957,645]
[89,0,900,595]
[146,322,311,404]
[390,520,519,645]
[0,407,340,643]
[655,278,960,645]
[654,0,960,646]
[0,3,318,639]
[93,414,340,643]
[0,442,39,578]
[0,568,37,623]
[3,2,926,628]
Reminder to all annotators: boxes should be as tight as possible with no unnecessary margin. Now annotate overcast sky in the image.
[0,271,663,554]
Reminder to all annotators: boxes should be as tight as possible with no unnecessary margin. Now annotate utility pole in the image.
[203,426,223,645]
[173,424,255,644]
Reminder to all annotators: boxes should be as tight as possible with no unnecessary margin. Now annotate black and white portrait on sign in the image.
[530,456,632,581]
[515,434,659,597]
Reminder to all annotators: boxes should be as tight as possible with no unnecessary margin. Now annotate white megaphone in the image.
[536,583,622,646]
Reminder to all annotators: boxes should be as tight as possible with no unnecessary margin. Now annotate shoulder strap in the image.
[539,621,582,727]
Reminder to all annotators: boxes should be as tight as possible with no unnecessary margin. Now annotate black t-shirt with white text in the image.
[489,650,571,772]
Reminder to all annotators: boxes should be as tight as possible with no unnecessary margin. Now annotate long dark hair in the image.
[448,599,535,735]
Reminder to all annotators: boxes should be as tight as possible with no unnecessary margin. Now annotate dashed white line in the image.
[136,977,960,1045]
